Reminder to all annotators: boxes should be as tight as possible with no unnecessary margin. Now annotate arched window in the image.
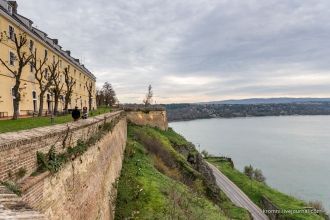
[32,91,37,112]
[32,91,37,99]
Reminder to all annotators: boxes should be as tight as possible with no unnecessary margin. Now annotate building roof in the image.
[0,0,96,81]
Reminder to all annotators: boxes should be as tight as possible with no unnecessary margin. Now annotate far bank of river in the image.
[170,115,330,212]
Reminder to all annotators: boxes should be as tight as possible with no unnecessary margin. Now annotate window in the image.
[32,91,37,99]
[9,51,15,66]
[44,50,48,58]
[8,26,15,40]
[11,88,16,99]
[29,40,34,51]
[8,5,12,14]
[53,55,55,64]
[32,91,37,112]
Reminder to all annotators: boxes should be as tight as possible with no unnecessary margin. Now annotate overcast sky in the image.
[16,0,330,103]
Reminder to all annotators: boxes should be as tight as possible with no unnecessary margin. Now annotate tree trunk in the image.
[64,94,70,111]
[12,83,20,120]
[88,96,92,111]
[38,91,45,117]
[54,93,59,115]
[12,95,20,120]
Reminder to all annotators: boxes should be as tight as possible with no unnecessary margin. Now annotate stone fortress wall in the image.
[0,109,167,219]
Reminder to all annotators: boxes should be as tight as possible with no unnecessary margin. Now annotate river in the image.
[170,115,330,212]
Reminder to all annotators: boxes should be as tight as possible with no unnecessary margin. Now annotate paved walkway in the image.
[207,162,269,220]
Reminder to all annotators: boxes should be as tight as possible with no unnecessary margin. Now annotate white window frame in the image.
[8,25,15,40]
[32,91,38,112]
[11,87,15,99]
[9,50,15,66]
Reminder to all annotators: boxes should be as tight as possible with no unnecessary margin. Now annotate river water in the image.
[170,116,330,212]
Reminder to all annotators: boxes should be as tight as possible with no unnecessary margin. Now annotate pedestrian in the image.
[72,106,81,121]
[82,106,88,119]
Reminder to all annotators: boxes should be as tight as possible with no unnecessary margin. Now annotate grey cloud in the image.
[16,0,330,103]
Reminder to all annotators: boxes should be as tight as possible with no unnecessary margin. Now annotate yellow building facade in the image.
[0,0,96,118]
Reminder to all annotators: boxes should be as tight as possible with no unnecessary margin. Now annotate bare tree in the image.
[102,82,117,107]
[50,62,64,115]
[96,87,104,107]
[86,81,94,111]
[143,84,153,107]
[32,51,54,116]
[63,66,76,111]
[0,32,33,119]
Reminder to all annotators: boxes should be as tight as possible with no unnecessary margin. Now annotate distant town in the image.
[166,100,330,121]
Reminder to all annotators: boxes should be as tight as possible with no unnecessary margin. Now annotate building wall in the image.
[0,1,96,117]
[126,110,168,131]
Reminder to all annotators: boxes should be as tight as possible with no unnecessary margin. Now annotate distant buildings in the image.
[0,0,96,118]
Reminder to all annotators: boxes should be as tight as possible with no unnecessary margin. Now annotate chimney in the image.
[8,1,18,14]
[66,50,71,56]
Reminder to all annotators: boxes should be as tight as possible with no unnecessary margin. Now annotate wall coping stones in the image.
[0,111,123,151]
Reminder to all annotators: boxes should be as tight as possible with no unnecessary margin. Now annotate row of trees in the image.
[0,30,153,120]
[0,32,94,119]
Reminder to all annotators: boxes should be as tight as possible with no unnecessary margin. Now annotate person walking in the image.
[72,106,81,121]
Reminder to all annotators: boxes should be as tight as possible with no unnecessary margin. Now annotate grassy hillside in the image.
[115,125,251,220]
[207,157,327,220]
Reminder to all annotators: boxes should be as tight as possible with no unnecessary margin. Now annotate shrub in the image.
[153,155,182,181]
[254,169,266,183]
[1,181,21,196]
[201,150,210,158]
[244,165,266,183]
[243,165,254,179]
[15,167,27,179]
[36,146,66,173]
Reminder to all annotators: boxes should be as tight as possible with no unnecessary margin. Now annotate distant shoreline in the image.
[168,113,330,123]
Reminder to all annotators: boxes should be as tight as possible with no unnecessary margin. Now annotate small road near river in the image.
[207,162,269,220]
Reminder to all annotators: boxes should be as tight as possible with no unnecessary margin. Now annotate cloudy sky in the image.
[16,0,330,103]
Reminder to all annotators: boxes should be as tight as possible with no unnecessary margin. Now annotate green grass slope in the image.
[115,125,251,220]
[207,157,327,220]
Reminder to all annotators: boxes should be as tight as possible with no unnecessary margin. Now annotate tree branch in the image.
[0,58,16,76]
